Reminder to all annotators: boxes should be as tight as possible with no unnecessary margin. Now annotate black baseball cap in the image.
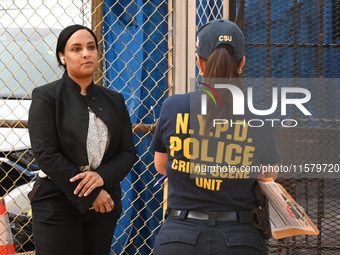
[196,19,245,60]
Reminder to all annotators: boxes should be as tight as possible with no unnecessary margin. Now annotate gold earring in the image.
[238,69,242,74]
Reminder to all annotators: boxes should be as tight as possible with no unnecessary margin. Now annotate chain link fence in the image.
[1,0,170,254]
[0,0,339,254]
[236,1,340,254]
[0,0,91,254]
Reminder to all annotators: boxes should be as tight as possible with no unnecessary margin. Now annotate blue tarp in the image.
[103,0,168,254]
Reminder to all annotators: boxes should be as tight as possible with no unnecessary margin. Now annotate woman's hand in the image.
[70,171,104,197]
[91,189,114,213]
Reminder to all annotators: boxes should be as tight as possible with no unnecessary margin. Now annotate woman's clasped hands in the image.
[70,171,114,213]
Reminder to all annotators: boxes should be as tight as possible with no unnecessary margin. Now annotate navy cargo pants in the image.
[153,215,268,255]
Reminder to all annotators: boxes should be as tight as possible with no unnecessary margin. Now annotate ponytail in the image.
[204,45,240,78]
[201,44,243,135]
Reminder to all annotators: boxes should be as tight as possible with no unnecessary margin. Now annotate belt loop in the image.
[238,211,245,223]
[179,210,188,220]
[238,211,253,223]
[164,208,171,219]
[207,211,217,226]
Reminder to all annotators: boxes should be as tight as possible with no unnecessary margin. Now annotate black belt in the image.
[168,209,254,223]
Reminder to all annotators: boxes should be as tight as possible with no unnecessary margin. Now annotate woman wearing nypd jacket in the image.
[151,19,280,255]
[28,25,136,255]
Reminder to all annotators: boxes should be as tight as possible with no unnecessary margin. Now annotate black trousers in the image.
[153,216,268,255]
[31,179,121,255]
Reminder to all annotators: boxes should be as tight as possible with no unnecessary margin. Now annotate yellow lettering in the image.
[210,166,219,177]
[234,168,244,179]
[215,122,229,138]
[194,164,207,175]
[185,161,191,173]
[243,145,255,166]
[234,121,248,141]
[171,159,178,170]
[200,164,207,175]
[218,35,232,42]
[169,136,182,157]
[178,160,187,172]
[215,141,224,164]
[220,169,228,178]
[195,177,203,187]
[243,169,250,178]
[215,179,223,190]
[183,138,199,159]
[190,162,198,173]
[228,168,235,179]
[176,113,189,134]
[203,178,212,189]
[225,144,242,165]
[195,178,223,190]
[201,139,214,162]
[197,115,205,136]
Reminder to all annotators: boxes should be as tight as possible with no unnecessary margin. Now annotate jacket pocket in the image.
[27,177,45,202]
[157,228,200,245]
[27,185,40,202]
[223,231,266,251]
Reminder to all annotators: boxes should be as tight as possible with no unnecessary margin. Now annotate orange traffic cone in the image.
[0,198,15,255]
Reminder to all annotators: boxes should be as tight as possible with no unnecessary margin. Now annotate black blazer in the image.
[28,72,136,214]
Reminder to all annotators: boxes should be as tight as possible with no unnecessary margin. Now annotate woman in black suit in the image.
[28,24,136,255]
